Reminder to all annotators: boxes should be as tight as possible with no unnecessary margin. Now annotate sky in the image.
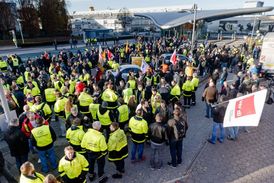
[67,0,274,14]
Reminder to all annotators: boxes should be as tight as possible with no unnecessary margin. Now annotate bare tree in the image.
[39,0,70,36]
[0,1,16,39]
[17,0,40,38]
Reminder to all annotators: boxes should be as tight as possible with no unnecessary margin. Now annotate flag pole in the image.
[211,100,229,108]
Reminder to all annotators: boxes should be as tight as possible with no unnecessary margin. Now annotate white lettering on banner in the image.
[223,89,267,127]
[235,100,243,117]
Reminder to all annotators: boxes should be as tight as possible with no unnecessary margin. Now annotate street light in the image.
[251,16,258,40]
[191,3,198,54]
[16,18,24,44]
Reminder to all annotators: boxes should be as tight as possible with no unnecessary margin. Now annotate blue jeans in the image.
[210,122,225,143]
[228,127,239,139]
[205,102,213,117]
[15,154,28,170]
[131,142,144,160]
[150,142,164,169]
[37,146,57,173]
[28,139,36,153]
[169,140,183,167]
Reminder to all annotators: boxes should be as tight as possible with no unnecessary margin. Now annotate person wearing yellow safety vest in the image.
[185,61,194,78]
[127,75,136,90]
[152,72,160,87]
[78,88,93,114]
[31,96,52,121]
[0,57,8,72]
[117,98,129,130]
[44,82,56,107]
[89,101,100,121]
[128,108,148,163]
[16,74,25,90]
[135,84,145,104]
[24,81,41,97]
[19,161,45,183]
[54,91,68,137]
[53,77,63,92]
[81,121,108,183]
[170,80,181,104]
[30,117,57,173]
[79,69,91,83]
[145,54,151,63]
[122,83,133,104]
[100,82,118,109]
[69,76,77,95]
[191,73,199,105]
[97,101,117,140]
[24,67,31,82]
[5,87,21,115]
[182,77,194,108]
[58,146,89,183]
[108,122,128,179]
[66,118,86,155]
[66,106,91,131]
[11,55,20,73]
[151,87,162,114]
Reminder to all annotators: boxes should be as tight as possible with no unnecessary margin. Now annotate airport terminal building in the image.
[71,1,274,40]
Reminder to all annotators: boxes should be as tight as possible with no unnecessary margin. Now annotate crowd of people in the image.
[0,35,269,183]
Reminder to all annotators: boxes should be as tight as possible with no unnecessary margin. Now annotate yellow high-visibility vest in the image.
[117,104,129,123]
[108,128,128,161]
[58,152,89,179]
[97,109,112,126]
[31,125,52,147]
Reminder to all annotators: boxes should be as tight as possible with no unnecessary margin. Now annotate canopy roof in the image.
[134,6,274,29]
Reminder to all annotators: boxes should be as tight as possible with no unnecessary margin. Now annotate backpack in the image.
[37,102,46,118]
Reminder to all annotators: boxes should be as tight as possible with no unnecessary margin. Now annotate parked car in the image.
[160,53,189,65]
[110,64,141,81]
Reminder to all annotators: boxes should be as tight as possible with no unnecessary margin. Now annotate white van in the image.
[260,32,274,77]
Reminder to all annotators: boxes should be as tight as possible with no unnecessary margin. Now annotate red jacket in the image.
[21,114,49,138]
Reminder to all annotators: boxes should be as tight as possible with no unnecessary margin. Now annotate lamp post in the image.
[16,18,24,44]
[251,16,258,40]
[191,3,198,54]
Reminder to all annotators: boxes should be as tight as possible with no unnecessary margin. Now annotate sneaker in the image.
[99,176,108,183]
[167,162,176,168]
[227,136,235,141]
[177,160,182,165]
[217,138,224,143]
[205,115,209,118]
[112,173,122,179]
[207,139,215,144]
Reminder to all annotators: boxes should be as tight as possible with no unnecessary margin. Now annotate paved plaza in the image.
[0,40,273,183]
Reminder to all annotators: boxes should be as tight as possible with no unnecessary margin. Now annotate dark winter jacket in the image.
[4,126,29,157]
[212,105,227,123]
[149,122,166,144]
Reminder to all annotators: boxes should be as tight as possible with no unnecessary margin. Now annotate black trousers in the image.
[192,92,196,104]
[87,152,105,177]
[113,159,125,173]
[100,125,110,141]
[183,95,191,106]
